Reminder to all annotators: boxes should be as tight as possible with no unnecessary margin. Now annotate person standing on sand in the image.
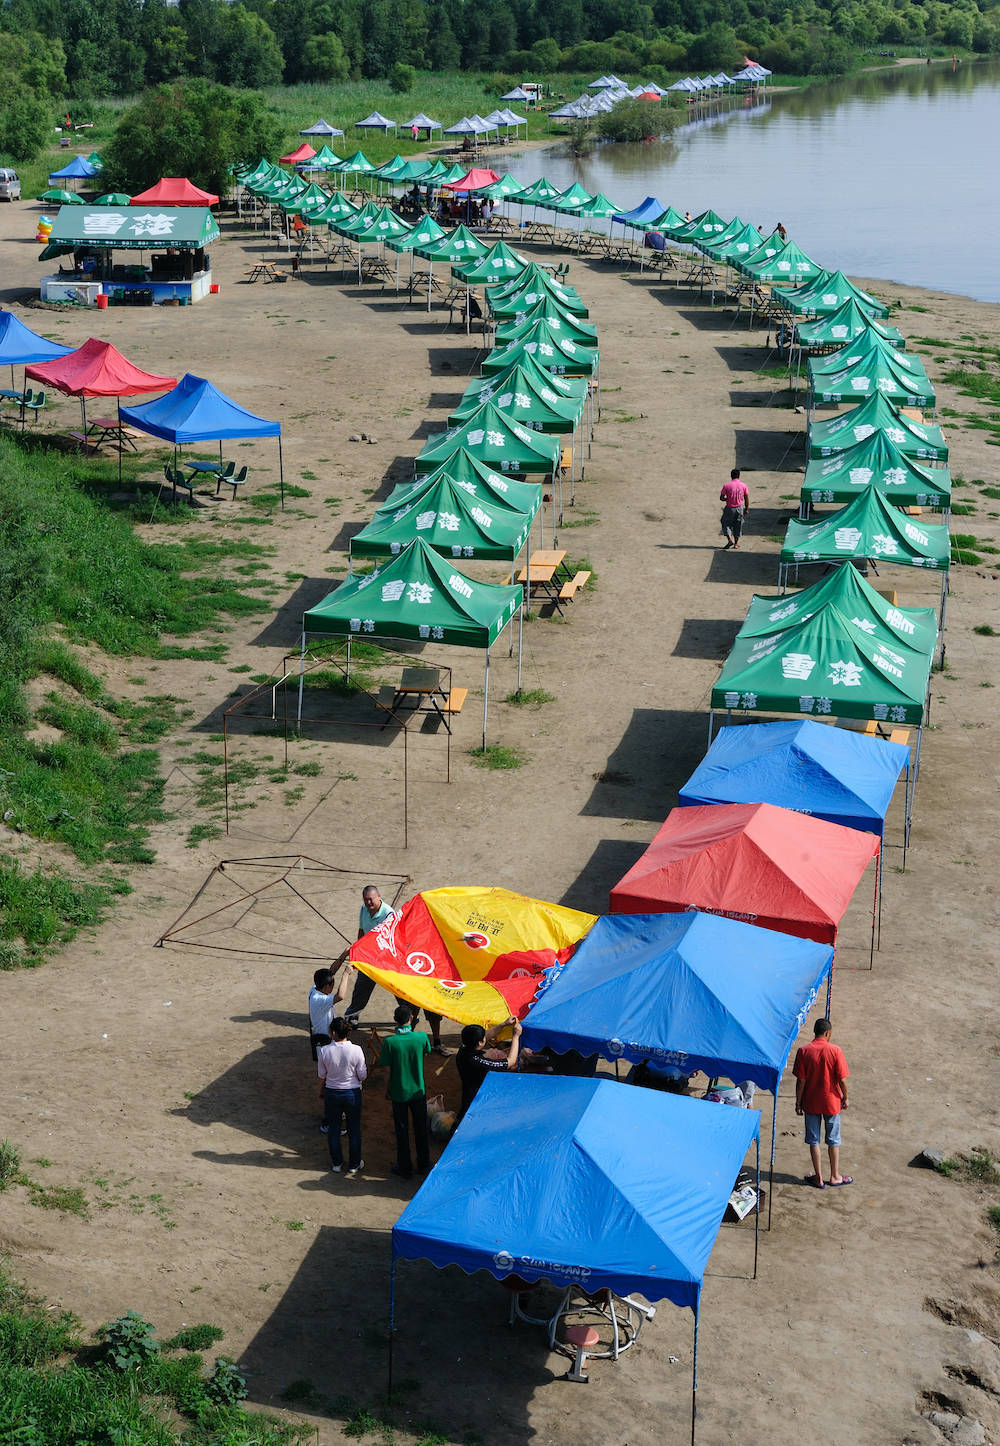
[372,1005,432,1179]
[793,1018,852,1188]
[720,468,750,550]
[317,1016,368,1177]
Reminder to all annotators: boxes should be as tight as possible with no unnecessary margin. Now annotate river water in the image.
[509,61,1000,303]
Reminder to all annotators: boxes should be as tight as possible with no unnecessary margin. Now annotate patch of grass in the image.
[504,689,555,706]
[980,486,1000,500]
[162,1322,225,1353]
[560,504,599,529]
[468,745,526,771]
[936,1148,1000,1186]
[973,625,998,636]
[285,1219,305,1232]
[0,1142,21,1191]
[0,863,131,971]
[19,1177,89,1218]
[185,822,224,849]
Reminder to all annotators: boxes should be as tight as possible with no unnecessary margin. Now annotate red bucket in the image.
[209,283,220,294]
[95,293,109,310]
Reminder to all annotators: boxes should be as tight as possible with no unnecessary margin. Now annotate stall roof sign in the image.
[44,205,220,250]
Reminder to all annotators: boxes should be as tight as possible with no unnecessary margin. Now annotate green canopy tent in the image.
[39,205,220,265]
[385,212,447,294]
[737,559,939,659]
[394,160,434,183]
[311,190,357,224]
[338,150,377,194]
[483,327,598,382]
[385,448,545,522]
[449,359,588,498]
[663,208,731,243]
[807,337,934,413]
[415,400,562,480]
[795,300,904,355]
[280,181,329,215]
[457,352,589,423]
[772,269,889,319]
[409,224,488,311]
[300,537,524,748]
[340,205,412,285]
[475,172,524,200]
[710,565,936,737]
[807,393,948,463]
[511,176,564,237]
[545,182,594,242]
[309,144,343,171]
[669,213,747,283]
[696,220,770,298]
[349,470,538,564]
[450,240,529,334]
[494,297,599,352]
[452,240,529,285]
[734,236,825,291]
[486,267,589,320]
[328,200,380,271]
[801,430,951,516]
[779,485,950,651]
[571,191,624,251]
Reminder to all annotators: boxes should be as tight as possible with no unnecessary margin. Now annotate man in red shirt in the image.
[719,467,750,550]
[793,1018,852,1188]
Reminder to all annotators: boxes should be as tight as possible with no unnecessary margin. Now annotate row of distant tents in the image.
[549,65,771,119]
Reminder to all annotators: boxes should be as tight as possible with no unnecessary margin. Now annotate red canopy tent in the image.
[279,142,317,165]
[446,167,501,193]
[26,338,176,473]
[129,177,219,206]
[609,802,880,953]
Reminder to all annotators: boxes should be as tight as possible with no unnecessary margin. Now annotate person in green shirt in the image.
[374,1005,432,1179]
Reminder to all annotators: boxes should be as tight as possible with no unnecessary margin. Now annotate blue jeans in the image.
[804,1112,841,1147]
[324,1088,362,1168]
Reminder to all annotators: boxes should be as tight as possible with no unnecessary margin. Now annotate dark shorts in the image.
[722,505,745,540]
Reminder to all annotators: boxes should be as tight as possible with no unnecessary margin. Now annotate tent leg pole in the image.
[754,1131,761,1277]
[482,648,489,752]
[403,724,408,847]
[691,1304,699,1446]
[869,853,878,971]
[767,1093,777,1232]
[278,433,285,511]
[387,1257,397,1400]
[707,709,715,747]
[516,602,524,692]
[877,844,883,952]
[297,633,306,725]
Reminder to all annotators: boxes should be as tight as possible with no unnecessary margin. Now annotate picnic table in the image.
[360,254,393,285]
[601,241,637,267]
[516,550,569,612]
[68,417,141,452]
[245,261,286,283]
[375,666,468,733]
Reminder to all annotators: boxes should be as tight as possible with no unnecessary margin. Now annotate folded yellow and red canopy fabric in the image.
[350,886,597,1027]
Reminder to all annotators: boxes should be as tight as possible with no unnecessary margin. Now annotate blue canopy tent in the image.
[611,195,664,243]
[522,911,832,1228]
[679,719,912,858]
[120,371,284,506]
[392,1073,760,1443]
[48,155,97,184]
[0,311,72,405]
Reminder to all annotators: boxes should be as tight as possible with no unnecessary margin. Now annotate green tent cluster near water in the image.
[711,564,937,726]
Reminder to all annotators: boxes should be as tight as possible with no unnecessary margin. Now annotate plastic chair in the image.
[548,1287,656,1377]
[217,464,248,500]
[22,389,45,424]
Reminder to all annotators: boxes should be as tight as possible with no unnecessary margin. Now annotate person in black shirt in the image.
[455,1017,522,1119]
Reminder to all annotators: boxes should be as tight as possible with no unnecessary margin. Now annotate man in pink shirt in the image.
[720,467,750,550]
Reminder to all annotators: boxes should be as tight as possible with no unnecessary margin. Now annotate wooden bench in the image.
[440,687,467,716]
[559,446,572,472]
[558,570,592,602]
[68,431,98,451]
[875,588,898,605]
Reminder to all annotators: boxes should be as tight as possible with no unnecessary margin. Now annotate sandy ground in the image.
[1,190,1000,1446]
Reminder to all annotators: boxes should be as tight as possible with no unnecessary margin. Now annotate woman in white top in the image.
[317,1017,368,1176]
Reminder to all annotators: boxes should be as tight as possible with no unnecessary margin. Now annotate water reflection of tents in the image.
[392,1073,760,1443]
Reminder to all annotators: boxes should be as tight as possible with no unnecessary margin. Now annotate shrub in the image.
[100,1312,160,1372]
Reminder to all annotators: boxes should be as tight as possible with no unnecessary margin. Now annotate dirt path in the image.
[1,201,999,1445]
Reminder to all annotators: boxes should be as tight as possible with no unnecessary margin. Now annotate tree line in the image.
[2,0,998,103]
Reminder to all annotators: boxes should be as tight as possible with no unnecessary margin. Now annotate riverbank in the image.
[0,200,999,1445]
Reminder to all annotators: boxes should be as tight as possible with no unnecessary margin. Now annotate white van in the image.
[0,169,21,201]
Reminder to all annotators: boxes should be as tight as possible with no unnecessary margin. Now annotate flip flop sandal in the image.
[828,1177,853,1187]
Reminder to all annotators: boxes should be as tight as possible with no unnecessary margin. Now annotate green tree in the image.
[389,61,416,91]
[102,77,283,197]
[0,85,50,163]
[301,31,350,79]
[214,6,284,87]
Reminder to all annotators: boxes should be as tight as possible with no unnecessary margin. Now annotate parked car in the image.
[0,169,21,201]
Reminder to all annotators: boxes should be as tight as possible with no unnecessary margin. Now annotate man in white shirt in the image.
[343,885,449,1054]
[308,965,351,1059]
[317,1016,368,1176]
